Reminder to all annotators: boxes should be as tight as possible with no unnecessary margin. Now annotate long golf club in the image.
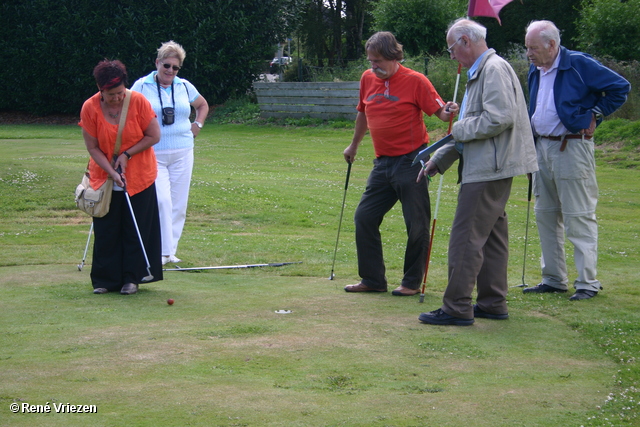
[329,161,352,280]
[164,261,302,272]
[78,222,93,271]
[513,175,533,288]
[118,167,154,282]
[419,63,462,303]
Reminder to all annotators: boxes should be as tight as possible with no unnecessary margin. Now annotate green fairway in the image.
[0,123,638,426]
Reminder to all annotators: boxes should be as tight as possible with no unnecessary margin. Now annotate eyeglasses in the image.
[447,38,462,54]
[162,63,181,71]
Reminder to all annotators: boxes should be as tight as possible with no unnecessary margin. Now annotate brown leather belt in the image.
[539,134,592,152]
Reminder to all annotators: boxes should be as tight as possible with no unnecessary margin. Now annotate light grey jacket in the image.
[432,49,538,183]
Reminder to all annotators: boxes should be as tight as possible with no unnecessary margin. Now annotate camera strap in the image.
[155,74,175,126]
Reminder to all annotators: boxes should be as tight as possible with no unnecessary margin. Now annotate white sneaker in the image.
[162,256,171,265]
[169,255,182,263]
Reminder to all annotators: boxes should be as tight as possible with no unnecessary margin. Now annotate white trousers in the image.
[155,148,194,257]
[533,136,602,292]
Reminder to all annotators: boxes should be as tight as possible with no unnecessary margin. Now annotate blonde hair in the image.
[157,40,186,66]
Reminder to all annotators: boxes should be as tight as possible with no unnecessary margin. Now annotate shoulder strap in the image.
[113,89,132,158]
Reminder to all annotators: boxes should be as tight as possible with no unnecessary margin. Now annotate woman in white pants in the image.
[131,41,209,265]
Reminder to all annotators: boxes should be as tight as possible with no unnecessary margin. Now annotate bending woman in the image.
[79,59,162,295]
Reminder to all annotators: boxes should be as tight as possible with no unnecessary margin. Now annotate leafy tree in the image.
[372,0,467,56]
[0,0,287,115]
[576,0,640,61]
[294,0,377,66]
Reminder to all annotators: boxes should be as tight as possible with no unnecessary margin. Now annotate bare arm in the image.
[190,95,209,138]
[343,111,368,164]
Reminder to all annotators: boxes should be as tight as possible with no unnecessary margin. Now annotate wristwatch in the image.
[193,121,203,129]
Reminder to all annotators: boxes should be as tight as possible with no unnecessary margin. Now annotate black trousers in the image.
[354,148,430,290]
[91,184,163,291]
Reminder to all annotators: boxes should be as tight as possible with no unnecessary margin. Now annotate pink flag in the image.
[467,0,515,24]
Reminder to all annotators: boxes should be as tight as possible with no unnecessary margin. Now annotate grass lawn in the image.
[0,122,638,426]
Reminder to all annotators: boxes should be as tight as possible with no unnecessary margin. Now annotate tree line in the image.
[0,0,637,115]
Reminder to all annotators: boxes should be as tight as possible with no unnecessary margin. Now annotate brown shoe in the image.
[344,283,387,293]
[391,286,419,296]
[120,283,138,295]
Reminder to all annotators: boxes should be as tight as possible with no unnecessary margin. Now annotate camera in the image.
[162,107,175,125]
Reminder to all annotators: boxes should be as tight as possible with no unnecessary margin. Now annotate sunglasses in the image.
[161,63,181,71]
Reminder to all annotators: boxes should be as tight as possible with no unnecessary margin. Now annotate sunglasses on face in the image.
[162,63,181,71]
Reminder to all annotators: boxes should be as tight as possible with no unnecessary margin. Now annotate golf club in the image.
[118,167,154,282]
[513,175,533,288]
[329,161,352,280]
[164,261,302,272]
[78,222,93,271]
[419,63,462,303]
[420,173,444,303]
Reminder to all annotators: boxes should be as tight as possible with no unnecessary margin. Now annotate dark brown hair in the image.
[365,32,403,61]
[93,59,128,91]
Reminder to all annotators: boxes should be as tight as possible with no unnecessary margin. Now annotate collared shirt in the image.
[531,53,569,137]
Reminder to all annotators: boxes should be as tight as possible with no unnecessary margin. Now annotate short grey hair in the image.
[526,20,561,48]
[157,40,186,66]
[447,18,487,43]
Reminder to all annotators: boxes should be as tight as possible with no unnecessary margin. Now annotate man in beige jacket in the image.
[418,18,538,325]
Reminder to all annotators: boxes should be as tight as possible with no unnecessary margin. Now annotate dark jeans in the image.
[354,148,430,290]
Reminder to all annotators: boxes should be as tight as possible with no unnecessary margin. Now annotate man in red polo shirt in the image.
[343,31,454,296]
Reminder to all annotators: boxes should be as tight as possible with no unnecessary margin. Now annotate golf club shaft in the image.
[116,165,153,281]
[123,191,152,274]
[420,173,444,301]
[521,176,533,286]
[78,222,93,271]
[329,161,352,279]
[453,63,462,105]
[420,64,461,302]
[165,261,302,271]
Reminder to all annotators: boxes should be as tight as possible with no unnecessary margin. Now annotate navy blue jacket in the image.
[528,46,630,134]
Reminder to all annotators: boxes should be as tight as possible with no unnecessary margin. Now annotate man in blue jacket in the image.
[523,20,631,301]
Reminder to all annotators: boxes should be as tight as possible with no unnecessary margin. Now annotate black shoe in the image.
[120,283,138,295]
[473,304,509,320]
[418,309,474,326]
[93,288,108,294]
[569,290,598,301]
[522,283,567,294]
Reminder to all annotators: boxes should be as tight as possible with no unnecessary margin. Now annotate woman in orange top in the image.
[79,59,162,295]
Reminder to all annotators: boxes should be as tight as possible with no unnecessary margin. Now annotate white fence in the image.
[253,82,359,120]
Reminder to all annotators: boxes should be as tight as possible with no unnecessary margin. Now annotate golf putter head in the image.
[329,271,335,280]
[141,274,154,282]
[419,293,425,303]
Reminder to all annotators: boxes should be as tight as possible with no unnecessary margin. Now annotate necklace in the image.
[108,110,120,119]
